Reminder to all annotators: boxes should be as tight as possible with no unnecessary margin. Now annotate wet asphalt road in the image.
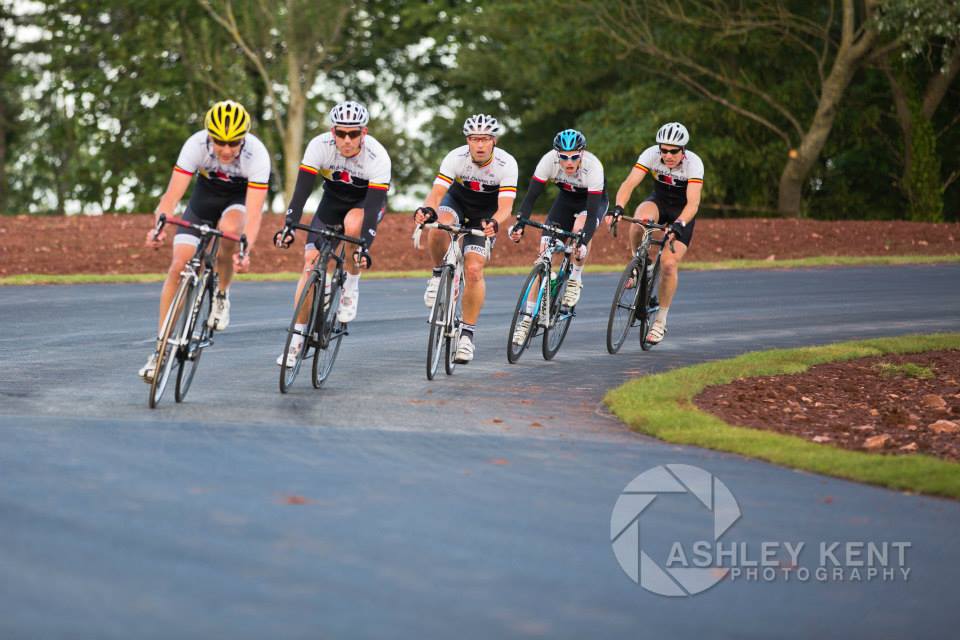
[1,265,959,638]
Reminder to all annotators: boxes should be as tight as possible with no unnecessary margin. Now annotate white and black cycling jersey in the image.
[634,145,704,207]
[531,149,605,195]
[299,132,391,201]
[434,146,518,210]
[174,130,271,195]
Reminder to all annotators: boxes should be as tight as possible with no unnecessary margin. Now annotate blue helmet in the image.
[553,128,586,152]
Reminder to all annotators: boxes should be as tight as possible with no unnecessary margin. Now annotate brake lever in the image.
[412,224,424,250]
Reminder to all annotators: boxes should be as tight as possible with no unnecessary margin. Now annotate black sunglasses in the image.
[558,153,582,161]
[211,138,243,148]
[659,146,683,155]
[334,129,363,140]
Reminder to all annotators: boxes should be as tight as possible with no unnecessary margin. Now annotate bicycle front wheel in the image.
[606,257,642,354]
[280,271,321,393]
[313,269,345,388]
[175,273,214,402]
[543,272,573,360]
[149,277,192,408]
[639,258,661,351]
[507,262,547,364]
[443,272,462,376]
[427,267,452,380]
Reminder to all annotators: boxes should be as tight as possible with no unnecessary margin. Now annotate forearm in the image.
[360,189,388,247]
[284,169,317,225]
[581,192,601,242]
[493,198,515,226]
[423,183,448,211]
[516,179,545,220]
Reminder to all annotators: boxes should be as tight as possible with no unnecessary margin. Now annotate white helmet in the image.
[462,114,502,137]
[330,101,369,127]
[655,122,689,146]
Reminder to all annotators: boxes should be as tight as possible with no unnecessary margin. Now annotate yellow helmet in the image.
[204,100,251,142]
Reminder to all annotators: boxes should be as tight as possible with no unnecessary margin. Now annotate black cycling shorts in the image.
[438,191,496,259]
[306,190,385,251]
[174,181,245,246]
[642,193,695,247]
[544,191,608,239]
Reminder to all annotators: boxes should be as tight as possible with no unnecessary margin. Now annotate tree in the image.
[590,0,919,216]
[877,0,960,220]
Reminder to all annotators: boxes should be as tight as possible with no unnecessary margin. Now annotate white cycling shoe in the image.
[138,353,158,382]
[276,339,304,367]
[646,320,667,344]
[337,287,358,323]
[207,291,230,330]
[512,316,531,345]
[454,333,475,364]
[563,279,582,307]
[424,275,440,308]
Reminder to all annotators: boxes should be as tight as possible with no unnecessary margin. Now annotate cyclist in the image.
[273,100,390,366]
[609,122,703,345]
[413,114,518,364]
[509,128,606,344]
[140,99,270,381]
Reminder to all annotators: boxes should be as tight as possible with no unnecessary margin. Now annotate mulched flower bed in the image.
[1,214,958,276]
[693,350,960,461]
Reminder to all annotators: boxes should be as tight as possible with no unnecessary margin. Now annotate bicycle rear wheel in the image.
[427,266,452,380]
[639,258,661,351]
[542,272,573,360]
[149,277,191,408]
[175,273,214,402]
[280,271,321,393]
[312,269,345,388]
[606,257,642,354]
[507,263,547,364]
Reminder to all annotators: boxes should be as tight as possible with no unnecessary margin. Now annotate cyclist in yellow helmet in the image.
[139,100,271,381]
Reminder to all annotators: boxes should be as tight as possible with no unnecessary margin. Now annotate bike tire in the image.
[280,271,321,393]
[312,268,344,388]
[443,272,462,376]
[426,267,452,380]
[507,262,547,364]
[606,257,642,354]
[542,271,573,360]
[148,277,191,408]
[639,258,661,351]
[175,273,214,402]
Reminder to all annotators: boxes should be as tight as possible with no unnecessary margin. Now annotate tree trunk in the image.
[0,95,6,214]
[776,3,876,216]
[282,51,307,205]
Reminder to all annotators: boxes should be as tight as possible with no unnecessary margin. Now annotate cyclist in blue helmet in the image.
[509,129,608,342]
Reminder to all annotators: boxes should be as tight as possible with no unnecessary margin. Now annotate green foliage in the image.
[905,103,944,221]
[875,362,935,379]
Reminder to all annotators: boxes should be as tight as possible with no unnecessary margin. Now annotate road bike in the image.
[506,218,584,363]
[413,221,489,380]
[278,221,364,393]
[147,214,247,408]
[606,215,674,354]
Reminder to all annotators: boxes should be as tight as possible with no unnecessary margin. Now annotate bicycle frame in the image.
[516,219,583,328]
[414,222,489,337]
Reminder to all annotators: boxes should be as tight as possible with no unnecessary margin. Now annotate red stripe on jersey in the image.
[173,166,194,177]
[299,164,319,175]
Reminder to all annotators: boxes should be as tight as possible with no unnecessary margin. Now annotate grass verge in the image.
[604,333,960,500]
[2,254,959,286]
